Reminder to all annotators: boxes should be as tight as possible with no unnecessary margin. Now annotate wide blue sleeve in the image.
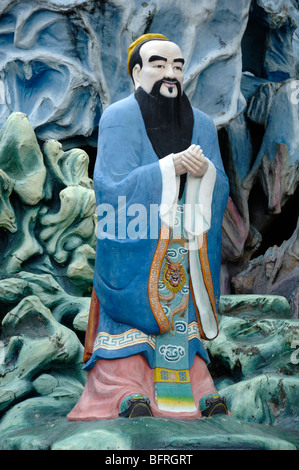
[95,100,163,211]
[93,98,164,334]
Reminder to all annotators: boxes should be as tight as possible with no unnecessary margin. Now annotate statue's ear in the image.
[132,63,141,88]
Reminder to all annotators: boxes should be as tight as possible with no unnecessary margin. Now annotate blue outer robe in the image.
[84,93,229,371]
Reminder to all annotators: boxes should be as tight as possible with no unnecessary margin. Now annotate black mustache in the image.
[150,78,181,97]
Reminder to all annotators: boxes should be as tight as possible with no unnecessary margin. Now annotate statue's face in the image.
[133,40,184,98]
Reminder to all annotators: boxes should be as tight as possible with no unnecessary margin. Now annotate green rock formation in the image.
[0,112,91,426]
[209,297,299,431]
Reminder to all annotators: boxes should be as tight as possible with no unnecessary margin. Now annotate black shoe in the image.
[201,395,228,417]
[119,395,153,418]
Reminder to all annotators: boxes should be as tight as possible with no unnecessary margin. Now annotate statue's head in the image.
[127,34,184,98]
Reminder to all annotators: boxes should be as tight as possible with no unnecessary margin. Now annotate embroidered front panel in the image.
[154,203,197,412]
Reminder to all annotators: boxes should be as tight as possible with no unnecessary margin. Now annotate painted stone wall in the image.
[0,0,298,449]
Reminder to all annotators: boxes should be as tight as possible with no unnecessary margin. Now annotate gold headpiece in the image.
[127,33,168,76]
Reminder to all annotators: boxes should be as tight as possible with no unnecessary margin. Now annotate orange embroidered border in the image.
[198,233,217,316]
[83,288,100,362]
[148,223,171,334]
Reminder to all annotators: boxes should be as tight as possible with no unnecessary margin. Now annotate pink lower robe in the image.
[67,353,218,420]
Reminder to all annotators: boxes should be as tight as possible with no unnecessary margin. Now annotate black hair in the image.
[128,38,168,82]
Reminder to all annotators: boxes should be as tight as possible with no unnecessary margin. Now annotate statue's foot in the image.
[119,394,152,418]
[200,393,228,417]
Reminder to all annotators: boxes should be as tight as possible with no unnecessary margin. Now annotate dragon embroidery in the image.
[159,248,189,332]
[162,251,186,293]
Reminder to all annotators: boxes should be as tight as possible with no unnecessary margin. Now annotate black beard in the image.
[150,78,181,98]
[135,79,194,199]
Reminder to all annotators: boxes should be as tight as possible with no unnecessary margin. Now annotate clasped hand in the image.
[172,144,208,177]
